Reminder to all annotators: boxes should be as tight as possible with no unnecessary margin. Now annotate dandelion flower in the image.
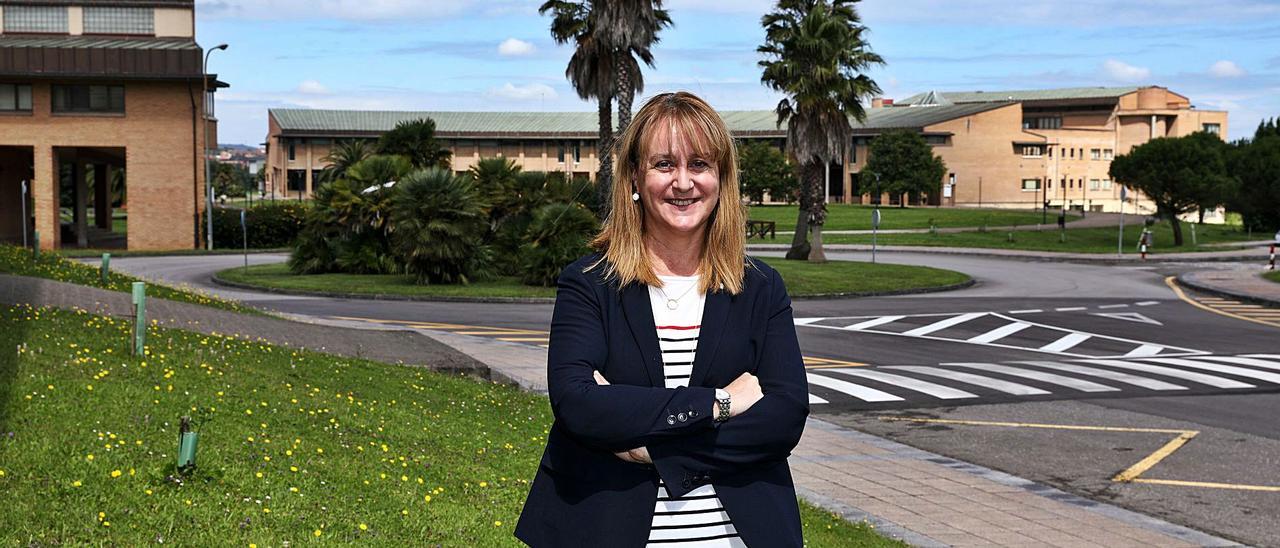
[72,480,82,487]
[313,530,322,538]
[358,523,368,531]
[110,470,122,478]
[494,521,502,527]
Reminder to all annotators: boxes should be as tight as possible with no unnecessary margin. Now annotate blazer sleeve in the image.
[647,267,809,495]
[547,264,717,452]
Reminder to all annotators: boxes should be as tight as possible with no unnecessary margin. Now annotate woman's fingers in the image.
[725,372,764,417]
[593,371,610,385]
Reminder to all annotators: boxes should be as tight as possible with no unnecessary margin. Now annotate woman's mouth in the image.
[666,197,699,207]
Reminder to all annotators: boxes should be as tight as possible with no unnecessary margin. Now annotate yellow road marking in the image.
[804,356,868,368]
[1164,277,1280,329]
[878,416,1280,492]
[454,330,546,335]
[498,337,550,342]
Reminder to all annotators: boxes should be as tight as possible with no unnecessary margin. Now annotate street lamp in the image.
[203,43,228,250]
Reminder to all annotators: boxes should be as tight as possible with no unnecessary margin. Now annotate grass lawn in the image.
[1265,270,1280,284]
[822,222,1258,254]
[0,305,901,546]
[220,258,970,299]
[747,204,1080,232]
[0,245,250,314]
[57,248,291,259]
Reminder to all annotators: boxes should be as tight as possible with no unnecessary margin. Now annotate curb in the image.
[1175,272,1280,308]
[748,244,1266,264]
[213,269,976,303]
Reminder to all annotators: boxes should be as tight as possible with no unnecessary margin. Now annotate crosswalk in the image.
[1187,295,1280,327]
[795,311,1202,359]
[805,354,1280,408]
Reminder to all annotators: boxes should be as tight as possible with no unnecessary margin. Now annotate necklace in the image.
[657,279,698,310]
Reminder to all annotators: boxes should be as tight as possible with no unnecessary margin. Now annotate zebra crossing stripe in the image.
[1124,344,1167,358]
[901,313,985,337]
[884,366,1050,396]
[807,393,829,405]
[1140,357,1280,385]
[827,368,977,399]
[805,373,902,402]
[967,322,1031,344]
[1196,356,1280,371]
[1080,359,1255,389]
[842,315,905,330]
[942,363,1120,392]
[1039,332,1092,353]
[1014,361,1187,391]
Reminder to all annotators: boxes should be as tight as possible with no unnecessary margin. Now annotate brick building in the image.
[0,0,226,251]
[264,86,1226,214]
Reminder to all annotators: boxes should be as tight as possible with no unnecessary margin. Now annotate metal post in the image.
[1190,223,1197,246]
[1117,197,1125,257]
[20,180,28,248]
[203,44,229,251]
[871,208,881,264]
[241,209,248,271]
[101,253,111,285]
[132,282,147,355]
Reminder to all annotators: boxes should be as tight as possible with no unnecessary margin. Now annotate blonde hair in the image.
[589,91,747,295]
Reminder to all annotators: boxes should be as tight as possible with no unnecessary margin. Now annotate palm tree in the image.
[759,0,883,262]
[377,119,452,170]
[320,139,375,183]
[539,0,670,219]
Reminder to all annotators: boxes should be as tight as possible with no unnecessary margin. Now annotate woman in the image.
[515,92,809,547]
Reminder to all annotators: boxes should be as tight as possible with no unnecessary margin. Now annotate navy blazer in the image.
[515,254,810,547]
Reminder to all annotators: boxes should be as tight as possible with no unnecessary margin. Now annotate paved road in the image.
[104,251,1280,546]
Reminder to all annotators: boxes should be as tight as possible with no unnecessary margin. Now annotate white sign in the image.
[871,209,882,229]
[943,183,953,198]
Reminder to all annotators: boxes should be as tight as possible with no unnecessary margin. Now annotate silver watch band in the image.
[714,389,731,422]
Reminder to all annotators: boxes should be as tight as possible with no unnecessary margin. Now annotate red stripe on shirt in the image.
[655,325,701,330]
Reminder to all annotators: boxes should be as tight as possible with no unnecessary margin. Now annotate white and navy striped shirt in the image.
[646,275,746,547]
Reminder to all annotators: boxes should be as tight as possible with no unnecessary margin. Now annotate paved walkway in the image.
[0,274,1238,547]
[1179,267,1280,307]
[748,242,1273,263]
[776,211,1127,236]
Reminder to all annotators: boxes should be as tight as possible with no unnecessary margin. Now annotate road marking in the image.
[1164,276,1280,329]
[842,315,905,330]
[1112,430,1198,482]
[942,363,1119,392]
[966,321,1031,344]
[805,373,903,402]
[1081,359,1255,389]
[1195,355,1280,371]
[1140,357,1280,384]
[1097,304,1130,309]
[1007,309,1042,314]
[1129,478,1280,492]
[1039,332,1092,353]
[808,393,829,405]
[901,312,985,336]
[1091,312,1162,325]
[453,329,546,335]
[804,356,868,369]
[1136,301,1159,306]
[827,368,977,399]
[884,366,1050,396]
[1015,361,1187,391]
[498,337,550,342]
[1054,306,1088,312]
[1124,344,1167,358]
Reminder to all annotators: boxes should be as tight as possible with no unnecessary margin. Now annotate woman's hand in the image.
[724,372,764,418]
[594,371,652,464]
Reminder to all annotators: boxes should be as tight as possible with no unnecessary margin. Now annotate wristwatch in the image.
[714,389,731,423]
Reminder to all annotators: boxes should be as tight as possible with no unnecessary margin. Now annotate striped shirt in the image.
[646,275,745,547]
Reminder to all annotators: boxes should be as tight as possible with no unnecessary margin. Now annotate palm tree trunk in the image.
[616,60,634,136]
[804,162,828,263]
[596,95,614,220]
[785,164,812,260]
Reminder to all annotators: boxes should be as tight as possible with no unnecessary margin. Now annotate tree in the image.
[211,161,250,197]
[390,168,492,285]
[376,119,451,170]
[540,0,670,220]
[859,130,946,207]
[321,139,375,183]
[1109,132,1232,246]
[1228,127,1280,232]
[759,0,883,262]
[738,140,798,204]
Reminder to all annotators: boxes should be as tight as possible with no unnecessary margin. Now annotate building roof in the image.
[0,35,206,79]
[0,36,198,50]
[900,86,1141,105]
[270,102,1013,138]
[0,1,192,6]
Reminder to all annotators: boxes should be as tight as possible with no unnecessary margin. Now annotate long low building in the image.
[265,85,1226,215]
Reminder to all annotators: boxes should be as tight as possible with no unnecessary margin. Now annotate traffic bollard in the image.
[1269,244,1276,271]
[132,282,146,355]
[101,253,111,285]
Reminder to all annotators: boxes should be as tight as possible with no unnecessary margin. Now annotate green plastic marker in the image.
[132,282,146,354]
[101,253,111,284]
[177,416,198,472]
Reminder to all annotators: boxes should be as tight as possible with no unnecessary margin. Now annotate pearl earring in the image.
[631,190,640,202]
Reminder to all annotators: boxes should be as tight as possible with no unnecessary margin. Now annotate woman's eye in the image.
[654,160,674,170]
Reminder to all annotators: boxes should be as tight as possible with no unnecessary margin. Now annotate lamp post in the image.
[203,43,228,250]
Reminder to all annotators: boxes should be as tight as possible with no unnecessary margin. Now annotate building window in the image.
[84,7,154,35]
[1102,179,1113,190]
[51,85,125,113]
[1069,148,1074,158]
[572,141,581,164]
[1021,145,1043,158]
[924,135,949,146]
[1202,123,1221,135]
[286,170,306,192]
[1103,149,1114,160]
[1091,149,1101,160]
[1021,179,1041,191]
[557,142,566,163]
[287,140,296,161]
[3,5,68,33]
[1023,116,1062,130]
[1089,179,1101,191]
[0,84,33,112]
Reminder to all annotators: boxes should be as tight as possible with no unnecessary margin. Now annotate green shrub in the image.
[288,157,408,275]
[390,168,493,284]
[518,202,598,286]
[209,202,307,249]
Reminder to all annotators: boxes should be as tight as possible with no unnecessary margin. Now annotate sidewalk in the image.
[0,274,1237,547]
[1179,267,1280,307]
[747,242,1273,263]
[776,211,1125,236]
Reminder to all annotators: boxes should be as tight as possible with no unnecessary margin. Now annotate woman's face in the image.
[637,122,720,237]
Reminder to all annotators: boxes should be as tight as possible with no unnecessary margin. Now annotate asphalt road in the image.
[104,250,1280,546]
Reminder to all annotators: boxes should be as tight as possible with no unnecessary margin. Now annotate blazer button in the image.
[666,415,676,425]
[681,479,692,488]
[677,412,687,422]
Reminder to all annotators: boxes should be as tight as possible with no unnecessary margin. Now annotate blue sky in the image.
[196,0,1280,146]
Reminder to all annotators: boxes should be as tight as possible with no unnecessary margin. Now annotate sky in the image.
[196,0,1280,146]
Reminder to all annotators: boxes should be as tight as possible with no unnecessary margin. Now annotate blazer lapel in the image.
[620,282,667,388]
[688,289,731,388]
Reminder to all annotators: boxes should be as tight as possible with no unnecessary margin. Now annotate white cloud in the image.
[1101,59,1151,82]
[487,82,558,101]
[498,38,536,57]
[1208,60,1246,78]
[296,80,329,94]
